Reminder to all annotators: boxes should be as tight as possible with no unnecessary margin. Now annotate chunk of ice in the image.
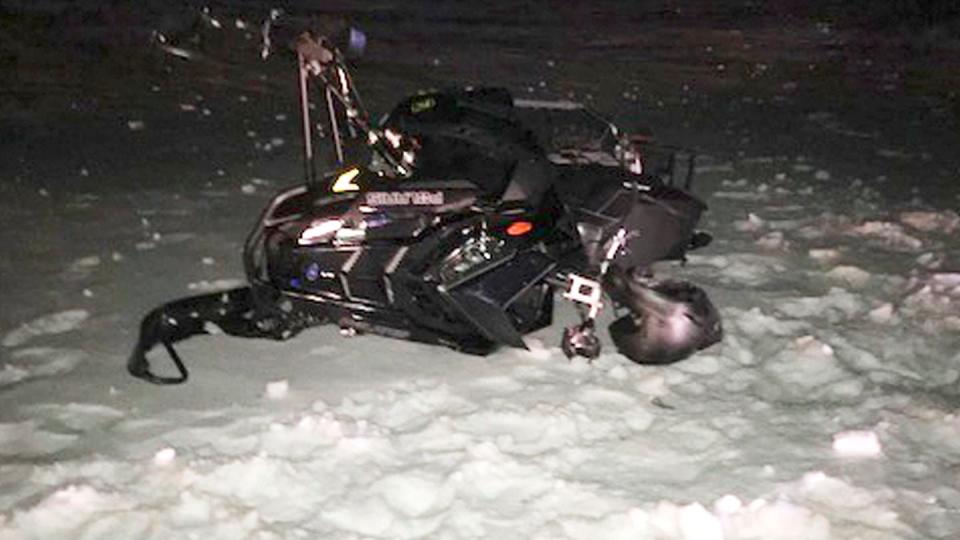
[832,430,882,457]
[868,303,895,324]
[154,447,177,465]
[900,210,959,233]
[826,265,871,288]
[3,310,90,347]
[265,380,289,400]
[809,248,841,262]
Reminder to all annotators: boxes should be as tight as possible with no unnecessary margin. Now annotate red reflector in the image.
[506,220,533,236]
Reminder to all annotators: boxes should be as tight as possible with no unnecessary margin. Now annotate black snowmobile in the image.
[129,31,722,384]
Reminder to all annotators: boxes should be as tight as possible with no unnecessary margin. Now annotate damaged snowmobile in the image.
[129,30,722,384]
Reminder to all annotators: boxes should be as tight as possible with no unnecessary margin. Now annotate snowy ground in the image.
[2,2,960,539]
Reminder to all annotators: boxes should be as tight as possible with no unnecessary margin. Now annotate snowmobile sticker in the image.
[331,168,361,192]
[365,191,445,206]
[410,96,436,114]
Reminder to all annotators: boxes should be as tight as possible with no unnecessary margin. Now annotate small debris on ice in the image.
[722,178,749,188]
[900,210,959,233]
[868,303,895,324]
[77,254,102,267]
[916,252,943,269]
[713,494,743,514]
[832,430,882,458]
[187,279,245,292]
[265,380,290,400]
[607,365,629,380]
[734,213,765,232]
[153,447,176,466]
[808,248,840,262]
[635,373,668,397]
[756,231,789,250]
[673,502,724,540]
[518,337,553,361]
[849,221,923,251]
[826,265,871,288]
[67,256,102,277]
[793,335,834,357]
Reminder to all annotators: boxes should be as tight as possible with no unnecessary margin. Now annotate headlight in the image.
[298,219,344,245]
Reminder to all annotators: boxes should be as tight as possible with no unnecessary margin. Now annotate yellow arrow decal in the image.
[332,168,361,193]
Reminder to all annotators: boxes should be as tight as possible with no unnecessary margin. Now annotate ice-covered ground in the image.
[2,3,959,539]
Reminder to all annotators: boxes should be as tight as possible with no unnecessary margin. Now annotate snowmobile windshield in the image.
[405,135,514,198]
[378,88,546,202]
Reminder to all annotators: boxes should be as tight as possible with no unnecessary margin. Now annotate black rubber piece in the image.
[128,287,302,385]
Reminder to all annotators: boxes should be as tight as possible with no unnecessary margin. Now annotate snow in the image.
[3,3,960,539]
[900,210,960,234]
[848,221,925,251]
[832,430,883,458]
[2,310,89,347]
[153,447,177,466]
[264,380,289,400]
[0,348,85,388]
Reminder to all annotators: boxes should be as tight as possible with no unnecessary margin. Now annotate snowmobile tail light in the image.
[506,220,533,236]
[299,218,344,245]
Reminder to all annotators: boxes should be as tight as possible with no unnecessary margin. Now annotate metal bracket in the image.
[599,228,628,276]
[563,274,603,319]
